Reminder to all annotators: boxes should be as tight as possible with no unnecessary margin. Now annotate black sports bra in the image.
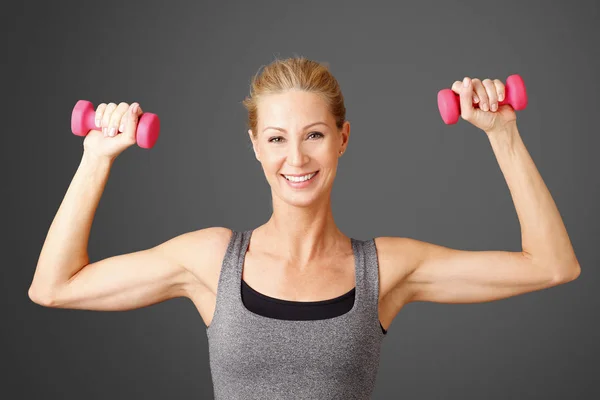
[242,280,387,335]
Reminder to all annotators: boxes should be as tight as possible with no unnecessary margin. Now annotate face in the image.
[249,90,350,207]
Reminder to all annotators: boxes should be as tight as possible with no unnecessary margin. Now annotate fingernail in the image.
[95,119,100,127]
[119,124,125,132]
[463,78,469,88]
[103,127,107,136]
[473,95,479,103]
[491,103,497,111]
[109,127,115,136]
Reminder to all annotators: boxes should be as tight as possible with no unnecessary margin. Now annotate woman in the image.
[29,57,580,399]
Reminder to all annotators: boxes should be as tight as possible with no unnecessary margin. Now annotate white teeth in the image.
[284,172,316,182]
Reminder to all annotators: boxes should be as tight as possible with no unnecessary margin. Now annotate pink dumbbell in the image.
[437,74,528,125]
[71,100,160,149]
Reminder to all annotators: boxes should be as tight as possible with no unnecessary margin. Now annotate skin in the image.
[248,89,351,272]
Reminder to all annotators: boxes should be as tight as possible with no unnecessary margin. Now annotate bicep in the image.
[381,237,567,304]
[45,234,204,311]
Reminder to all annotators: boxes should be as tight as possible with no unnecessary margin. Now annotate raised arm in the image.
[30,151,115,305]
[378,77,580,306]
[29,101,227,310]
[30,101,143,299]
[28,146,229,310]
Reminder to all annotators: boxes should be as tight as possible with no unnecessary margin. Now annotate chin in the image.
[284,197,321,208]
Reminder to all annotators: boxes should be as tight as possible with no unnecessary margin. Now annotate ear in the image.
[340,121,350,152]
[248,129,260,161]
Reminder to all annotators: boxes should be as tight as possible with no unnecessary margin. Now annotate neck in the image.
[261,193,347,267]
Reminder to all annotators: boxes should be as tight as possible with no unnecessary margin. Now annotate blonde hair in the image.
[242,56,346,140]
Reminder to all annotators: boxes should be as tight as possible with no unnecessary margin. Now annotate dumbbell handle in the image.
[437,74,528,125]
[71,100,160,149]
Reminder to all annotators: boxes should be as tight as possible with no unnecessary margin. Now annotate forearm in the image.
[487,122,580,278]
[31,152,114,295]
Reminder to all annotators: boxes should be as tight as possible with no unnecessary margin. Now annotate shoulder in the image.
[373,236,429,267]
[187,226,234,248]
[168,227,234,290]
[373,236,423,299]
[167,227,233,257]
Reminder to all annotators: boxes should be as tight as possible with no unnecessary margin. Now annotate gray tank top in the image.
[206,229,386,399]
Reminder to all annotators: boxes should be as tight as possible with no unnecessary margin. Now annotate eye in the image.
[267,132,324,143]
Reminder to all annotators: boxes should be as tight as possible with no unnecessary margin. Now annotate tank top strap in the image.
[212,229,246,312]
[352,237,380,316]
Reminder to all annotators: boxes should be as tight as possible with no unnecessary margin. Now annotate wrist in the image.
[82,151,115,168]
[487,120,519,144]
[486,120,518,138]
[486,123,523,159]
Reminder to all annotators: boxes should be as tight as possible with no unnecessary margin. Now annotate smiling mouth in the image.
[281,171,319,182]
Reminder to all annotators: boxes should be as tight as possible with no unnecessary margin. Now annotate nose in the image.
[286,143,309,167]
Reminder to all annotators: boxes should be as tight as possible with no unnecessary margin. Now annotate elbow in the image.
[552,264,581,284]
[28,285,57,307]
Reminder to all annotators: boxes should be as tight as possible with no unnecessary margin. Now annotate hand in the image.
[451,77,517,134]
[83,102,143,160]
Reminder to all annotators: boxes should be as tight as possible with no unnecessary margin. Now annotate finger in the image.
[123,102,143,144]
[118,114,127,133]
[95,103,107,129]
[108,102,130,137]
[494,79,505,102]
[101,103,117,136]
[482,79,498,112]
[472,79,489,111]
[459,77,475,121]
[452,80,479,105]
[451,80,463,95]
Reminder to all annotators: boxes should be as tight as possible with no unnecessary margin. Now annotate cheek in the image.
[261,154,284,170]
[258,143,337,168]
[321,149,340,166]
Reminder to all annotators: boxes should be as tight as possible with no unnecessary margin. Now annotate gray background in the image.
[2,0,598,398]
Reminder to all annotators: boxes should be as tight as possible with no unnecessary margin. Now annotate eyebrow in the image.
[262,121,328,133]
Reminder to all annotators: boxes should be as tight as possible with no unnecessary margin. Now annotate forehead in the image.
[257,90,331,126]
